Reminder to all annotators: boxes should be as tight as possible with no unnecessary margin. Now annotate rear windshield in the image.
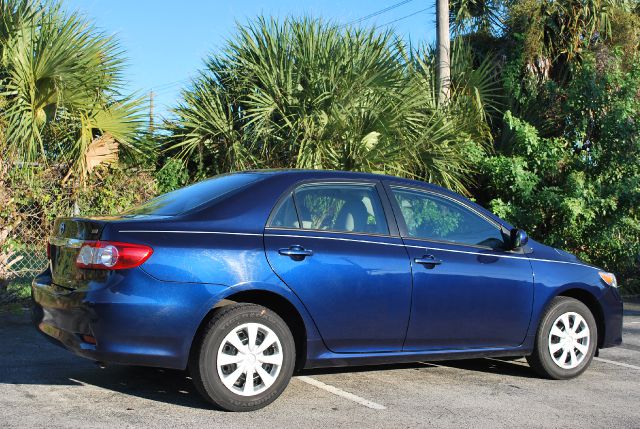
[124,173,263,216]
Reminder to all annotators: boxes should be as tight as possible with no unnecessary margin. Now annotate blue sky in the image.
[65,0,437,119]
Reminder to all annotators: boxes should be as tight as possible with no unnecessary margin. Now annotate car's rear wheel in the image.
[527,296,597,379]
[190,303,295,411]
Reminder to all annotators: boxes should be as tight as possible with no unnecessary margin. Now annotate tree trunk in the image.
[436,0,451,105]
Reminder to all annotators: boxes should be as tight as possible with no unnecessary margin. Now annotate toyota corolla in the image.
[32,169,623,411]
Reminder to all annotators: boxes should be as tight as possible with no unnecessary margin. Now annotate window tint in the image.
[292,184,388,235]
[392,188,505,249]
[270,194,299,228]
[125,173,263,216]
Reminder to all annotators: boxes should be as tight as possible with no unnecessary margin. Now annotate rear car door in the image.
[264,180,412,353]
[387,185,534,351]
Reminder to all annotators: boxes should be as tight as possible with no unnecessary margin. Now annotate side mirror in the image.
[510,228,528,249]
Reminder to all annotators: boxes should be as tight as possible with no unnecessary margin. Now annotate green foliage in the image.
[6,278,30,299]
[480,50,640,292]
[0,0,148,180]
[395,191,462,238]
[3,164,157,233]
[450,0,507,36]
[155,158,189,194]
[507,0,623,63]
[2,0,638,297]
[75,167,157,216]
[165,17,500,194]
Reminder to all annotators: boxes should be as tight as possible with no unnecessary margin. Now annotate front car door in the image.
[387,184,534,351]
[264,180,412,353]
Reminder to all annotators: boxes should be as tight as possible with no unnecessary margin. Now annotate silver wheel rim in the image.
[548,311,590,370]
[216,322,283,396]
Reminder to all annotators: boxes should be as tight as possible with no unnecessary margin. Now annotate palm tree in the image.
[0,0,147,180]
[449,0,507,36]
[508,0,628,66]
[166,17,500,194]
[436,0,451,104]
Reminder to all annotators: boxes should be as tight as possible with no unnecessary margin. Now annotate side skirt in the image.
[304,346,532,369]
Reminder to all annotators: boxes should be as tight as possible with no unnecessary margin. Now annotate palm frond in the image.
[165,17,498,194]
[1,1,146,181]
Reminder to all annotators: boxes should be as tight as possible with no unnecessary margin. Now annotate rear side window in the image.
[270,194,299,228]
[286,184,389,235]
[391,187,505,249]
[125,173,263,216]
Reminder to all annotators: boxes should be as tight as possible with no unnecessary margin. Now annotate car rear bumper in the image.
[598,285,624,348]
[31,269,227,369]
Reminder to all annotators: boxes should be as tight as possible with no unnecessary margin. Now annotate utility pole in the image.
[149,91,155,134]
[436,0,451,105]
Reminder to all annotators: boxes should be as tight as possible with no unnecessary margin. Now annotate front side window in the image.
[280,184,389,235]
[392,188,505,249]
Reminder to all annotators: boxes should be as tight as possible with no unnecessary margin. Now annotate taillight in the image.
[75,241,153,270]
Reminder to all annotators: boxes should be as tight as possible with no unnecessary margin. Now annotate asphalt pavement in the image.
[1,301,639,428]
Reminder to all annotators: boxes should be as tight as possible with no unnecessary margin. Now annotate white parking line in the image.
[297,376,386,410]
[594,357,640,370]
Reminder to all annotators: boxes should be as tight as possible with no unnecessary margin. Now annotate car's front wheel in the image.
[527,296,597,379]
[190,303,295,411]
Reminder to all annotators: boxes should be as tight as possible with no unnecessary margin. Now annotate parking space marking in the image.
[296,376,386,410]
[594,357,640,370]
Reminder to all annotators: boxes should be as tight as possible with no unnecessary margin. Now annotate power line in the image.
[150,78,190,92]
[147,2,428,96]
[376,7,431,29]
[153,85,188,96]
[341,0,416,27]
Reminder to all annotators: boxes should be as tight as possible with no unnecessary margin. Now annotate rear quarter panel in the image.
[95,174,323,366]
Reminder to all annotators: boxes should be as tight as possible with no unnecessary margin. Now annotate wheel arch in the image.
[189,289,308,371]
[556,288,606,348]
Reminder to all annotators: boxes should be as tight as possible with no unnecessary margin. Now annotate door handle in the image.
[278,245,313,261]
[414,254,443,268]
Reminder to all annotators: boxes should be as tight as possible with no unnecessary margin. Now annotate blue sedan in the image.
[32,170,623,411]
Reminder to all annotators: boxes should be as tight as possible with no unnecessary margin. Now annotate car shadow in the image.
[1,311,536,409]
[78,365,214,410]
[1,357,537,410]
[0,313,215,409]
[300,357,537,379]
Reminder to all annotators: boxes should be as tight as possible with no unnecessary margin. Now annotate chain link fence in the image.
[1,163,75,280]
[5,182,69,279]
[1,162,157,282]
[8,194,52,278]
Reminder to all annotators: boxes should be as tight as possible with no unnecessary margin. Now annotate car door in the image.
[387,184,534,351]
[264,180,412,353]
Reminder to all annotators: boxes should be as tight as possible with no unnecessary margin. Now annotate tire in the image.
[527,296,597,380]
[190,303,295,411]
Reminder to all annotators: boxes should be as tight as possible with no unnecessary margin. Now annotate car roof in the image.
[243,168,452,193]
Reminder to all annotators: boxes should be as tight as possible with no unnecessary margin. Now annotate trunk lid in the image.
[49,217,109,289]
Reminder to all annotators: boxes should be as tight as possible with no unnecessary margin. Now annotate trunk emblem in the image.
[59,222,66,234]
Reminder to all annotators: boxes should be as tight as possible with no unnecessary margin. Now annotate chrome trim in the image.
[118,229,596,269]
[404,244,597,268]
[265,226,394,239]
[398,235,505,252]
[265,233,406,247]
[119,230,263,237]
[33,279,50,288]
[48,237,84,248]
